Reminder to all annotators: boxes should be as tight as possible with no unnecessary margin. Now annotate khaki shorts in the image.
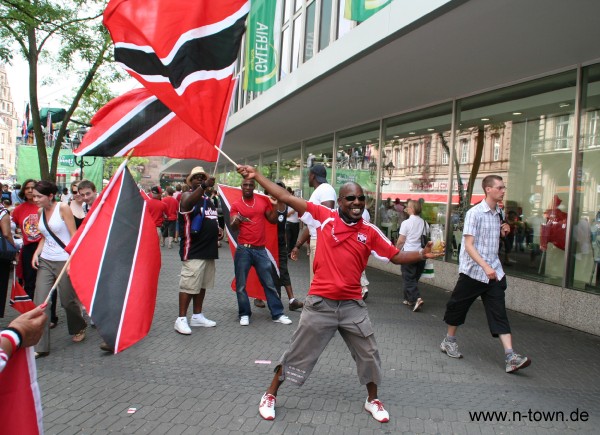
[179,259,216,294]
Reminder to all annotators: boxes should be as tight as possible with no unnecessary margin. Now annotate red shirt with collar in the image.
[162,196,179,220]
[230,195,274,246]
[301,202,399,300]
[145,197,168,227]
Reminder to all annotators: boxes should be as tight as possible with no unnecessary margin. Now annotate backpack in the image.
[190,197,208,234]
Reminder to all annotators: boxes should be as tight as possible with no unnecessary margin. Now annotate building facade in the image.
[0,64,18,180]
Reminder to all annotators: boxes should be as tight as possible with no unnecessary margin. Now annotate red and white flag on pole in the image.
[9,276,36,315]
[66,164,161,353]
[217,184,279,299]
[103,0,249,146]
[0,347,43,434]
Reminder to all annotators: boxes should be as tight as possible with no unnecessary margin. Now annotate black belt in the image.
[240,244,265,249]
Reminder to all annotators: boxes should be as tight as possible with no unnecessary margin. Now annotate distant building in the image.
[0,64,18,180]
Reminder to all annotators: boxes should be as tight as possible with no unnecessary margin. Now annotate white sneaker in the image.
[364,398,390,423]
[273,315,292,325]
[240,315,250,326]
[259,393,276,420]
[174,317,191,335]
[190,314,216,327]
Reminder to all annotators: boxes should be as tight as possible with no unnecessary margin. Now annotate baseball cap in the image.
[151,186,162,195]
[309,164,327,184]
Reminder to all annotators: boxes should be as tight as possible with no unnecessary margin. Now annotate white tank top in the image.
[39,204,71,261]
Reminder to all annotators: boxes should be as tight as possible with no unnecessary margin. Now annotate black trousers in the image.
[444,273,511,337]
[286,222,300,252]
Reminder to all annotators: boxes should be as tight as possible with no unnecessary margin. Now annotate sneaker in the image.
[259,393,276,420]
[289,299,304,311]
[413,298,424,312]
[362,286,369,301]
[240,315,250,326]
[505,353,531,373]
[364,398,390,423]
[99,341,114,353]
[174,317,192,335]
[402,300,409,305]
[254,299,266,308]
[190,314,216,327]
[273,315,292,325]
[440,338,463,358]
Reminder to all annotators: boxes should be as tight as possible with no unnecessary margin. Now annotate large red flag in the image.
[217,185,279,299]
[0,347,43,434]
[74,88,222,160]
[103,0,249,146]
[66,165,161,354]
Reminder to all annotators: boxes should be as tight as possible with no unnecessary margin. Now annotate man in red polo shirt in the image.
[236,165,442,424]
[230,178,292,327]
[146,186,168,245]
[162,187,179,249]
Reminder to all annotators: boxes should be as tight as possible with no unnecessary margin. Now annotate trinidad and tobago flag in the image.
[0,347,43,434]
[103,0,249,146]
[9,271,36,315]
[74,88,221,160]
[66,163,161,354]
[217,184,279,300]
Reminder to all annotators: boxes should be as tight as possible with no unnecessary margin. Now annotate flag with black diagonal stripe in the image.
[103,0,249,146]
[73,88,221,159]
[66,164,161,354]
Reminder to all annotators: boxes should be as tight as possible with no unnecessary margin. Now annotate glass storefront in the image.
[229,63,600,296]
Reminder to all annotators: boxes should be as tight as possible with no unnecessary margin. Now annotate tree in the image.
[103,156,148,183]
[0,0,118,181]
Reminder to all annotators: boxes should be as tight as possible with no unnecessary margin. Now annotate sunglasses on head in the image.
[71,190,78,194]
[342,195,366,202]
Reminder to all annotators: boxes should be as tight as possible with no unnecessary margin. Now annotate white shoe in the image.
[240,315,250,326]
[190,314,216,327]
[364,398,390,423]
[259,393,276,420]
[273,315,292,325]
[174,317,191,335]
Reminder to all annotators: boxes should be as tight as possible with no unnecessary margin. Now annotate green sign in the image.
[344,0,393,22]
[243,0,278,92]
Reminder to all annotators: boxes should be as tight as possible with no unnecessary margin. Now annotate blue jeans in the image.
[234,246,284,319]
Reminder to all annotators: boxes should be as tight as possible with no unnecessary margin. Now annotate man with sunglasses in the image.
[236,165,441,423]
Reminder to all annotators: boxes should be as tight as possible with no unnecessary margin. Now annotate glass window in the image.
[319,0,333,51]
[283,0,291,23]
[294,0,303,12]
[292,16,302,71]
[454,70,577,286]
[337,0,356,39]
[280,27,291,78]
[571,64,600,293]
[304,1,316,62]
[384,103,453,245]
[493,134,501,161]
[280,143,302,195]
[441,148,449,165]
[460,139,469,163]
[303,135,334,200]
[336,123,379,224]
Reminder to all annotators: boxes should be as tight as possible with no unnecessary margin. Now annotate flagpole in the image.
[213,145,239,168]
[43,153,135,306]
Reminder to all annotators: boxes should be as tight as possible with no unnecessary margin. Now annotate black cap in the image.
[309,164,327,184]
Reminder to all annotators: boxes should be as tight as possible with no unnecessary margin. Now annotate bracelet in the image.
[418,248,425,260]
[1,328,22,354]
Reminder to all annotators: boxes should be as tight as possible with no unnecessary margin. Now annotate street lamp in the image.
[71,126,96,180]
[381,161,394,186]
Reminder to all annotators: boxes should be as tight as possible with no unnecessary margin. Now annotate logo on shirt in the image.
[278,214,285,223]
[357,232,367,244]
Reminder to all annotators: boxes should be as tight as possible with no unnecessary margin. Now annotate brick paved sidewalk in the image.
[3,244,599,434]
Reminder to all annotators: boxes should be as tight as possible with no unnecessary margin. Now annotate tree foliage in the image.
[0,0,120,181]
[103,156,149,183]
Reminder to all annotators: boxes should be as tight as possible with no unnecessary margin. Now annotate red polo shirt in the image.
[230,195,273,246]
[301,202,399,300]
[162,196,179,220]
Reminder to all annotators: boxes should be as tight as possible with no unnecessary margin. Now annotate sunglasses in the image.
[71,191,78,194]
[342,195,366,202]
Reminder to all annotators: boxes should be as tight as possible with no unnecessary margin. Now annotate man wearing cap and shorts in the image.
[235,165,442,423]
[174,167,222,335]
[289,164,336,283]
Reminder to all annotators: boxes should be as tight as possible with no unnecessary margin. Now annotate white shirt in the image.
[399,214,427,252]
[307,183,337,239]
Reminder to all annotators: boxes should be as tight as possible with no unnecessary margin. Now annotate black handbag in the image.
[420,221,430,248]
[0,233,18,260]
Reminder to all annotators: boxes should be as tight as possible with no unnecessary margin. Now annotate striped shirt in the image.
[458,200,505,283]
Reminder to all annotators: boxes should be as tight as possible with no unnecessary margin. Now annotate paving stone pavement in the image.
[2,243,600,434]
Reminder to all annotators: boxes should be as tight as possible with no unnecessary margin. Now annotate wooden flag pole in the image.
[213,145,239,168]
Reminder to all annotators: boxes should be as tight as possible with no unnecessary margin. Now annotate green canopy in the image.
[27,108,66,131]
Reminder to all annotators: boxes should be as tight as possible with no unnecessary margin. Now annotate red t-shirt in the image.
[12,202,42,245]
[230,195,273,246]
[162,196,179,220]
[145,197,168,227]
[301,202,399,300]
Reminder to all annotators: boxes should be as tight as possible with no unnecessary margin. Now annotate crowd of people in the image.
[0,168,534,425]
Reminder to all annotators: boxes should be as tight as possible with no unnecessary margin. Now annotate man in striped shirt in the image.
[440,175,531,373]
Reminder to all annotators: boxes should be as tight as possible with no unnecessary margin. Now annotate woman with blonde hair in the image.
[396,199,428,311]
[69,181,85,228]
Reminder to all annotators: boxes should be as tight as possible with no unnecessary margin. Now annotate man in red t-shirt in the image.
[145,186,168,246]
[236,165,442,424]
[230,178,292,327]
[162,187,179,249]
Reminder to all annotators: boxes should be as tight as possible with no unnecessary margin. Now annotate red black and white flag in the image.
[9,268,36,314]
[103,0,249,146]
[0,347,44,434]
[217,184,279,300]
[74,88,221,160]
[66,164,161,354]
